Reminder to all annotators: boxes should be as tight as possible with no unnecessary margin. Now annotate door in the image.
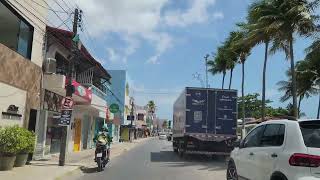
[254,124,285,180]
[215,90,237,135]
[236,125,265,180]
[27,109,37,161]
[73,119,81,152]
[28,109,37,131]
[186,89,208,133]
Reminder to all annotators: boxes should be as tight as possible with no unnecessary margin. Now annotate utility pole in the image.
[204,54,209,88]
[129,98,134,141]
[59,8,79,166]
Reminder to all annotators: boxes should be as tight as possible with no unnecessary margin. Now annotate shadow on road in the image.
[150,151,227,172]
[79,166,98,174]
[29,162,83,167]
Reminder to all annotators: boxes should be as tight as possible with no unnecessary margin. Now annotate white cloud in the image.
[212,12,224,20]
[49,0,218,64]
[164,0,216,27]
[106,48,120,62]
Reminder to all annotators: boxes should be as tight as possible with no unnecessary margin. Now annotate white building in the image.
[0,0,47,129]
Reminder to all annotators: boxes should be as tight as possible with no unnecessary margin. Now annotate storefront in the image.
[42,90,64,155]
[45,111,62,154]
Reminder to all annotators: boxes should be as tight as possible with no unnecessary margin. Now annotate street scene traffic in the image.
[1,0,320,180]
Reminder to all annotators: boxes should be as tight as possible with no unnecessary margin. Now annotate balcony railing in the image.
[90,85,107,100]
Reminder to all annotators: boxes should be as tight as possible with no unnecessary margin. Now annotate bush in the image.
[0,126,21,156]
[0,126,36,156]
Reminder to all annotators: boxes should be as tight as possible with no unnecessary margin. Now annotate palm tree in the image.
[246,0,274,121]
[147,100,156,127]
[208,46,229,89]
[305,39,320,118]
[258,0,319,118]
[224,32,239,90]
[229,27,252,138]
[277,62,317,117]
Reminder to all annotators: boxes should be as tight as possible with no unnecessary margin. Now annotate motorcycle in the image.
[95,138,108,172]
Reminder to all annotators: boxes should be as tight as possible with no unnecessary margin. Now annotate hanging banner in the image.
[65,79,92,102]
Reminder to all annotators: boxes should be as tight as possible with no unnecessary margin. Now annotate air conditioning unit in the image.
[44,58,56,74]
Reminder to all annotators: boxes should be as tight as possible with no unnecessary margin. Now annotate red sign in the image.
[61,96,74,109]
[105,107,110,123]
[65,79,92,102]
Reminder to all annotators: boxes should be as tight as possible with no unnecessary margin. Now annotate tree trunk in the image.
[222,71,226,89]
[317,93,320,119]
[241,62,245,139]
[289,37,298,119]
[229,68,233,90]
[298,95,302,118]
[262,41,269,122]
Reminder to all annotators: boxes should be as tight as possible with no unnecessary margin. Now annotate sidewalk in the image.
[0,138,150,180]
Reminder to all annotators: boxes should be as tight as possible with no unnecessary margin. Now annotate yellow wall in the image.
[121,128,129,141]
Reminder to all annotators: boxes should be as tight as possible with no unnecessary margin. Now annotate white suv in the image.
[227,119,320,180]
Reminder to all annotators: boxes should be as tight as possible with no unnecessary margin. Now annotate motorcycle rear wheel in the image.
[97,158,103,172]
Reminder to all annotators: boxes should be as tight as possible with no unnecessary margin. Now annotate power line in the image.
[39,0,72,31]
[61,0,76,11]
[23,0,55,26]
[7,0,72,47]
[58,0,72,12]
[52,0,69,14]
[30,0,68,14]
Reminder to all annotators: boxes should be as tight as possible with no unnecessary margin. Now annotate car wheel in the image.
[226,161,238,180]
[271,173,288,180]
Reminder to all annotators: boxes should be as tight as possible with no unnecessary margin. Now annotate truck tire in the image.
[178,144,185,157]
[173,148,178,153]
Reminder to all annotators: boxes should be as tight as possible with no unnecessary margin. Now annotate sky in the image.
[47,0,319,120]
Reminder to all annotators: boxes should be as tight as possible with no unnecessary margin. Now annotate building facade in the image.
[34,26,111,159]
[0,0,47,130]
[105,70,128,141]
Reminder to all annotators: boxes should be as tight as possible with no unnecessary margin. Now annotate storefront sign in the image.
[61,96,74,109]
[59,109,72,126]
[65,80,92,102]
[1,105,22,120]
[109,103,119,113]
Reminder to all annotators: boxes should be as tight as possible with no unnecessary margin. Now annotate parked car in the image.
[227,119,320,180]
[159,133,167,140]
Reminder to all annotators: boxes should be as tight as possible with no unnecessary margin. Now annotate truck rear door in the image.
[185,89,208,133]
[215,90,237,135]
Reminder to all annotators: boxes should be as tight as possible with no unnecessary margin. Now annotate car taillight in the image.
[289,153,320,167]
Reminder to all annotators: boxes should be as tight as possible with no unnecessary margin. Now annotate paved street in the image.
[68,138,227,180]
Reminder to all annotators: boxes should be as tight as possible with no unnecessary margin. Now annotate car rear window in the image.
[300,120,320,148]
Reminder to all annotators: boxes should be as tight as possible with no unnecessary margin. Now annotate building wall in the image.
[0,0,47,128]
[6,0,48,67]
[0,82,27,127]
[106,70,126,124]
[0,44,42,127]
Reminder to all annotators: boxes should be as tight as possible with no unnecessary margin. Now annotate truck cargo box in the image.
[173,87,237,138]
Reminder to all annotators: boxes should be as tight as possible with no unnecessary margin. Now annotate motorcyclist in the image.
[93,125,112,162]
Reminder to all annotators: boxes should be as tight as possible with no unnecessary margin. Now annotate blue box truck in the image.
[172,87,237,156]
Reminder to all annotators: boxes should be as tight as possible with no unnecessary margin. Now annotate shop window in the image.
[0,1,34,59]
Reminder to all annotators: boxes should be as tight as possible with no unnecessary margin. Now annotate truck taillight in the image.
[187,141,193,145]
[289,153,320,167]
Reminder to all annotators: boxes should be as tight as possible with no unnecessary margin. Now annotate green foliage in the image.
[237,93,289,119]
[162,120,168,129]
[147,100,156,113]
[0,126,36,156]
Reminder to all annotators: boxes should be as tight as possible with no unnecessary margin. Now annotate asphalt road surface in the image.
[71,138,227,180]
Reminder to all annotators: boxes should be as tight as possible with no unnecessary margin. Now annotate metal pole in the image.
[59,8,79,166]
[204,54,209,88]
[129,98,134,141]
